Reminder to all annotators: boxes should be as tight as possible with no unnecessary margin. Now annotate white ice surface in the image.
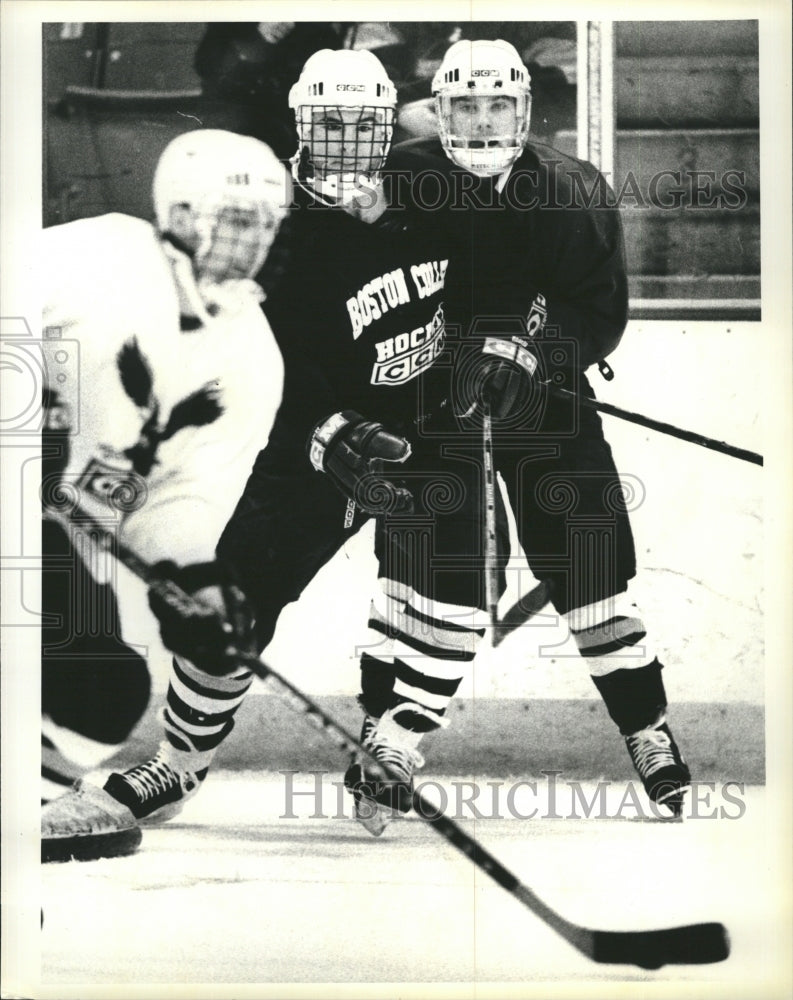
[39,775,782,996]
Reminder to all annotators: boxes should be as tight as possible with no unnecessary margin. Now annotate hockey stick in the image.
[482,405,551,646]
[547,383,763,466]
[491,578,552,648]
[42,501,730,968]
[482,407,500,630]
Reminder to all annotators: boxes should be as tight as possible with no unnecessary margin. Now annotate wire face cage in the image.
[294,104,395,182]
[435,93,531,176]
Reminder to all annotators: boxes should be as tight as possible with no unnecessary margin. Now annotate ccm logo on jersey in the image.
[471,69,499,76]
[526,292,548,337]
[371,305,445,386]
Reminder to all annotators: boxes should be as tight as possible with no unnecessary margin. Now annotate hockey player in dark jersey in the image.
[42,48,511,854]
[389,38,690,817]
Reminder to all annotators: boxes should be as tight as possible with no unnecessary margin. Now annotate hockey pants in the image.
[41,518,151,797]
[216,436,509,723]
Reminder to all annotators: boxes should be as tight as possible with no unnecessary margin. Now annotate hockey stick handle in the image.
[547,383,763,466]
[42,500,162,585]
[42,500,729,968]
[488,379,761,645]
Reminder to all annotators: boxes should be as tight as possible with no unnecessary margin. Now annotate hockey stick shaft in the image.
[482,408,500,630]
[548,383,762,466]
[42,501,729,968]
[482,408,549,643]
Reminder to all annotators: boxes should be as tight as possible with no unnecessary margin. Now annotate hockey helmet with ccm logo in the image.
[288,49,397,205]
[432,39,532,177]
[153,129,291,286]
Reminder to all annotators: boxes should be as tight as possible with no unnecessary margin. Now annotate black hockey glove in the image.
[41,388,72,504]
[308,410,414,515]
[475,337,539,421]
[147,560,256,676]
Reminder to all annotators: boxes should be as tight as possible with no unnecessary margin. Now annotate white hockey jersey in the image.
[42,213,283,570]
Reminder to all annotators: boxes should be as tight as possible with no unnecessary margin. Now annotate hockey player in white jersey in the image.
[40,130,290,858]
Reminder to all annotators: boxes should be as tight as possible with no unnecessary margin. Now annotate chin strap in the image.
[160,236,214,326]
[291,149,385,213]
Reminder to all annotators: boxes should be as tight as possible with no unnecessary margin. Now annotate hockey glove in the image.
[147,560,256,676]
[41,388,72,504]
[476,337,539,420]
[308,410,414,515]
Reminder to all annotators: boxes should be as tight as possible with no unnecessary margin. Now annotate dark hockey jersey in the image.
[263,185,451,455]
[387,137,629,374]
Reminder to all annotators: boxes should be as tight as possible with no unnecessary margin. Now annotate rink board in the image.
[110,694,765,783]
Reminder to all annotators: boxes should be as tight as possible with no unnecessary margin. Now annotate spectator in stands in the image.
[194,22,347,157]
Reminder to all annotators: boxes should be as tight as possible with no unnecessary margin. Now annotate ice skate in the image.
[344,704,429,836]
[42,780,142,863]
[625,720,691,818]
[102,740,209,826]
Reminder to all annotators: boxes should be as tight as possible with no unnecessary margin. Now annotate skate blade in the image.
[353,796,397,837]
[138,799,187,827]
[42,825,142,863]
[656,784,691,820]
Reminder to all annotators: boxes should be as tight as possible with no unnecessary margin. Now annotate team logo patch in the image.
[77,458,147,513]
[526,292,548,337]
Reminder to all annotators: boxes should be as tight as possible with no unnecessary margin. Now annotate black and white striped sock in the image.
[564,593,668,735]
[564,592,653,676]
[359,579,487,726]
[160,655,255,770]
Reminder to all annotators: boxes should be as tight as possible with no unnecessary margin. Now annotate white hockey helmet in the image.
[432,39,532,176]
[288,48,396,204]
[153,129,290,284]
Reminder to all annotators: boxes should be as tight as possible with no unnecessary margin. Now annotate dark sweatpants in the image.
[216,429,509,654]
[491,372,637,616]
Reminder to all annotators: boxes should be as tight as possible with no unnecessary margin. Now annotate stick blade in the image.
[492,580,551,647]
[591,922,730,969]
